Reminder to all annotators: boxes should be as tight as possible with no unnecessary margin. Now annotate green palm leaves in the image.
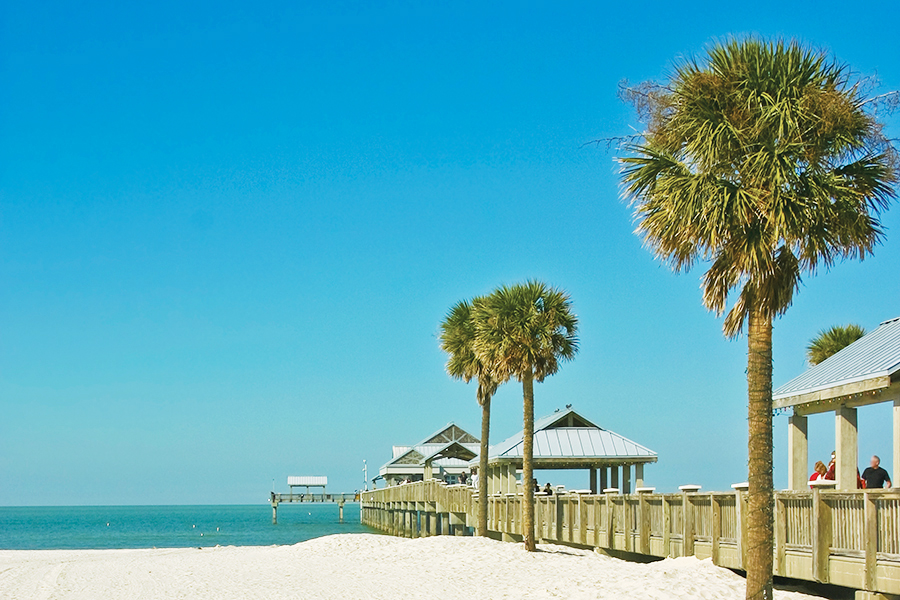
[621,38,896,336]
[440,281,579,549]
[807,324,866,365]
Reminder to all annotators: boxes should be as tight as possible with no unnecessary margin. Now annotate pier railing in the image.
[360,481,900,595]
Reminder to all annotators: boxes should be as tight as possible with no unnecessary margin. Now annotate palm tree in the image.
[807,324,866,365]
[619,39,896,600]
[439,297,498,537]
[474,281,578,551]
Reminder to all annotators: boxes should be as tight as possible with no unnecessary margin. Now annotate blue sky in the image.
[2,1,899,505]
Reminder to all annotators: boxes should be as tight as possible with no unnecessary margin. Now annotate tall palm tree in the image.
[619,39,896,600]
[807,324,866,365]
[474,281,578,552]
[439,297,498,537]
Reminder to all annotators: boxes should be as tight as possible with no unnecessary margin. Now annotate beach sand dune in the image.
[0,534,825,600]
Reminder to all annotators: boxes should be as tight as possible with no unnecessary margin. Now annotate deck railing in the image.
[360,481,900,595]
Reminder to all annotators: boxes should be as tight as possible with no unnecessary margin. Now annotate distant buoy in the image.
[216,527,219,532]
[106,523,110,527]
[192,525,196,528]
[200,533,203,537]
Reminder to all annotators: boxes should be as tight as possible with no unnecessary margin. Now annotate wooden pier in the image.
[270,491,359,524]
[360,480,900,598]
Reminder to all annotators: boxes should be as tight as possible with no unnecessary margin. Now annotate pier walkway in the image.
[360,480,900,598]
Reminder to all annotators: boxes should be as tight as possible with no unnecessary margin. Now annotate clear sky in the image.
[2,1,899,505]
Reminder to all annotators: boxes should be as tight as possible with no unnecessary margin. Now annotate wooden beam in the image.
[788,413,809,491]
[774,376,892,411]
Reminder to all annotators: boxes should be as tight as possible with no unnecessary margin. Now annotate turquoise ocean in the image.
[0,504,374,550]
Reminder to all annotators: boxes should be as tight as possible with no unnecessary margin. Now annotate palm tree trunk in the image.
[478,394,491,537]
[522,371,536,552]
[745,307,774,600]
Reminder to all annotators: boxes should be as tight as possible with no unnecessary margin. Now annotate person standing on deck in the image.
[862,455,892,489]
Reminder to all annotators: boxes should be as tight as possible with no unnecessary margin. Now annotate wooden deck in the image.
[360,481,900,596]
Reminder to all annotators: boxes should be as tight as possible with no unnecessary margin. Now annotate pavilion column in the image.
[835,405,859,491]
[894,399,899,483]
[507,464,518,494]
[634,463,644,488]
[623,465,632,494]
[600,467,608,491]
[424,461,433,482]
[491,467,501,495]
[589,469,598,494]
[788,412,809,491]
[610,466,619,491]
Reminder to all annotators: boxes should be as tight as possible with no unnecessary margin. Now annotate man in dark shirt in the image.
[861,455,892,489]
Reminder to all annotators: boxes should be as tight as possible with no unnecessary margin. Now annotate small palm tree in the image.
[440,297,498,537]
[474,281,578,552]
[619,39,896,599]
[807,324,866,365]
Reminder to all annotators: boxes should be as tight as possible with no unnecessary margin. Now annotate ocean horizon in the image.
[0,504,375,550]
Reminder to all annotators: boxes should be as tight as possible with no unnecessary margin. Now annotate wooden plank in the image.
[711,496,721,565]
[865,492,877,591]
[775,495,786,576]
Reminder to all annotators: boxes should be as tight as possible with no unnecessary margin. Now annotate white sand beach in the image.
[0,534,826,600]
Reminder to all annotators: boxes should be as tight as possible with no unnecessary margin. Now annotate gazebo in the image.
[775,316,900,491]
[476,407,657,495]
[377,423,480,486]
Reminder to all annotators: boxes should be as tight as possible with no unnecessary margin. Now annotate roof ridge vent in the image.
[879,316,900,326]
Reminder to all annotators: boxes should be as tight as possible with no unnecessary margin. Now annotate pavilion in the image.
[775,316,900,491]
[377,423,480,486]
[475,407,657,495]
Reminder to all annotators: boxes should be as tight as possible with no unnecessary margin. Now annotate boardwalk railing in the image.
[360,481,900,596]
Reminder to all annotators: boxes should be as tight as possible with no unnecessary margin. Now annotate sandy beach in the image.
[0,534,827,600]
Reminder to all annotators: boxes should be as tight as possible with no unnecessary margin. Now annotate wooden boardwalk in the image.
[270,491,359,524]
[360,480,900,597]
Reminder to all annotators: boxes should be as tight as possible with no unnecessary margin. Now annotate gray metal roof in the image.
[379,422,480,475]
[487,408,657,463]
[773,317,900,401]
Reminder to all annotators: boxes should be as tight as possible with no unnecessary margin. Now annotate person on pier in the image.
[862,455,892,489]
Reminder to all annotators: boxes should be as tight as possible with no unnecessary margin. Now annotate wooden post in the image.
[774,495,786,576]
[580,495,589,545]
[864,491,877,591]
[639,490,650,555]
[566,496,574,543]
[594,496,602,547]
[610,466,619,491]
[590,469,598,494]
[711,496,721,565]
[555,495,564,541]
[682,490,694,557]
[339,500,345,522]
[271,501,278,525]
[736,489,748,569]
[788,412,809,491]
[605,490,615,549]
[836,406,859,491]
[811,486,831,583]
[600,467,608,492]
[663,496,671,557]
[894,399,899,490]
[623,465,632,495]
[635,463,644,489]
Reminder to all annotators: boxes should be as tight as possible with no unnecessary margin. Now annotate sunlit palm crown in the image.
[473,281,579,383]
[806,323,867,365]
[620,38,897,336]
[439,297,497,404]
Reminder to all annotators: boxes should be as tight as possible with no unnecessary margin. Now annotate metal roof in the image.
[773,317,900,401]
[379,422,480,475]
[486,408,657,463]
[287,476,327,486]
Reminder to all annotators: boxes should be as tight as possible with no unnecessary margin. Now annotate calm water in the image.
[0,504,375,550]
